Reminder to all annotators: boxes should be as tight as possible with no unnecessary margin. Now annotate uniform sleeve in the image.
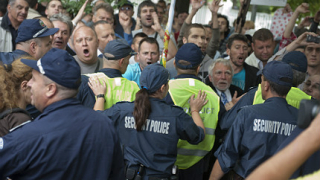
[220,90,255,130]
[214,109,245,173]
[175,109,205,145]
[100,105,121,125]
[77,75,96,108]
[0,135,28,178]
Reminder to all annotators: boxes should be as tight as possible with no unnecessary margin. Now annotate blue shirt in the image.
[0,98,124,179]
[0,49,30,64]
[101,98,204,179]
[77,68,123,108]
[123,63,142,88]
[215,97,298,178]
[232,68,246,90]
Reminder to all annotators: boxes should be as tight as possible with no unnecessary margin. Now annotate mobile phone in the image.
[306,35,320,44]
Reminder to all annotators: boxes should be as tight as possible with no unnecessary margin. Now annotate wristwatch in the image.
[96,94,105,102]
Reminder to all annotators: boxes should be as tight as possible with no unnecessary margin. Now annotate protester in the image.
[0,48,124,179]
[114,0,136,39]
[123,37,160,87]
[89,63,206,179]
[129,32,148,64]
[93,20,115,57]
[45,0,62,18]
[245,28,275,70]
[0,58,33,137]
[0,0,29,52]
[26,0,41,19]
[72,26,103,74]
[303,74,320,100]
[50,13,75,55]
[207,58,244,110]
[132,0,177,60]
[226,34,259,92]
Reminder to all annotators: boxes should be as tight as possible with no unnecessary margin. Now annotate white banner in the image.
[250,0,287,7]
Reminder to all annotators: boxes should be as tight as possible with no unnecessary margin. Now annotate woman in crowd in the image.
[0,58,34,137]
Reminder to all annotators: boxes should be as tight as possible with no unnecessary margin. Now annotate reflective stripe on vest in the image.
[253,84,311,108]
[168,78,220,169]
[85,73,140,109]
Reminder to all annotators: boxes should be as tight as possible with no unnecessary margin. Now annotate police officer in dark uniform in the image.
[0,48,124,179]
[209,61,298,179]
[77,39,136,108]
[221,51,311,130]
[89,63,207,180]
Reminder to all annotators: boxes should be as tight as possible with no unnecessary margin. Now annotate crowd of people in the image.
[0,0,320,179]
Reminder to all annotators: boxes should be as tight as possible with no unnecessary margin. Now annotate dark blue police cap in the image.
[21,48,81,89]
[104,39,133,60]
[262,61,293,87]
[16,19,59,43]
[175,43,203,69]
[140,64,170,93]
[282,51,307,73]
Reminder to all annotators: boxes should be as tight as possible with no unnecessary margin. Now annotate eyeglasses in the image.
[120,7,132,11]
[33,27,48,38]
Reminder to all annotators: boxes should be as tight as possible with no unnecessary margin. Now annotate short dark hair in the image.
[93,2,114,19]
[25,0,37,8]
[183,23,205,39]
[133,32,148,44]
[0,0,8,15]
[138,37,159,53]
[227,34,248,49]
[264,76,291,96]
[46,0,61,10]
[252,28,274,43]
[93,20,112,29]
[175,60,199,75]
[137,0,157,18]
[217,14,230,37]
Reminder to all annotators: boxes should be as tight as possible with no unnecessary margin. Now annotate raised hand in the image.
[209,0,223,14]
[119,11,132,34]
[191,0,204,11]
[151,12,163,33]
[314,10,320,23]
[295,3,310,14]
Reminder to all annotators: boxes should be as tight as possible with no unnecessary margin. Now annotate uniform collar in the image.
[98,68,122,78]
[264,97,287,104]
[36,98,80,120]
[174,74,202,81]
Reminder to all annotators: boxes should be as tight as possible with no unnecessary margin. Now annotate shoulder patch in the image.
[9,120,31,132]
[0,138,3,149]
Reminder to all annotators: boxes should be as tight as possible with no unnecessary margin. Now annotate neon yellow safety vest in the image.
[86,73,140,109]
[253,84,311,108]
[168,78,220,169]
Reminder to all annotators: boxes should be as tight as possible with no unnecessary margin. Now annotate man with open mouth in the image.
[226,34,260,92]
[72,26,103,74]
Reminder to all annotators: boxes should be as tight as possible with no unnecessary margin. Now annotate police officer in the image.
[0,19,58,65]
[0,48,124,179]
[209,61,298,179]
[77,39,139,108]
[89,63,206,180]
[164,43,224,180]
[221,51,312,130]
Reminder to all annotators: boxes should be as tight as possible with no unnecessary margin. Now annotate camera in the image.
[297,99,320,129]
[306,35,320,44]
